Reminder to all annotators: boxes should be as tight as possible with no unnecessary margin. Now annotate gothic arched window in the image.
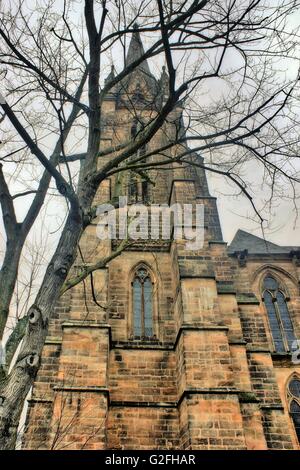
[128,120,149,203]
[132,267,153,338]
[287,375,300,444]
[262,275,296,353]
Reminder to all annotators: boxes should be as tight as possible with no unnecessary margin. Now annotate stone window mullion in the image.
[273,296,289,352]
[262,275,296,354]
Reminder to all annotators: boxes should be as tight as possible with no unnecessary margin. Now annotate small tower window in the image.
[131,119,143,139]
[133,82,145,103]
[129,175,138,202]
[128,119,149,203]
[131,120,138,138]
[141,180,148,201]
[132,267,153,338]
[128,177,149,204]
[262,275,296,353]
[287,375,300,444]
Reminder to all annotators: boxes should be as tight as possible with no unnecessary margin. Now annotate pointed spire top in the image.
[178,110,186,139]
[104,65,115,84]
[125,25,151,75]
[159,65,169,104]
[160,65,169,84]
[117,24,159,99]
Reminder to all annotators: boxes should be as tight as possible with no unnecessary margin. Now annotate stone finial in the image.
[104,65,115,84]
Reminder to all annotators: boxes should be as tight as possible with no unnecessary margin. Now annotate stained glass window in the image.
[289,379,300,397]
[264,291,285,352]
[132,267,153,338]
[262,275,296,352]
[290,401,300,443]
[287,376,300,444]
[263,276,278,291]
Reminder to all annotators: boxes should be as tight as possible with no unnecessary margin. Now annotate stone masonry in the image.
[22,30,300,450]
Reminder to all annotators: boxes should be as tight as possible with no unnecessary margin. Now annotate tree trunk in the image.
[0,232,23,338]
[0,211,83,449]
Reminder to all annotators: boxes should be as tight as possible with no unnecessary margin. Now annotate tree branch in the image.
[0,29,89,114]
[0,163,17,237]
[0,99,80,213]
[60,238,130,295]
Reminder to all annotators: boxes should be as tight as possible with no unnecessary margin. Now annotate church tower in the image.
[22,30,300,450]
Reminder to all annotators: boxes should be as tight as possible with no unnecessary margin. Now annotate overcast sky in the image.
[212,175,300,246]
[1,0,300,260]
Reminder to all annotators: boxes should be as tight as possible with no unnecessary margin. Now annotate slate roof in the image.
[228,229,299,255]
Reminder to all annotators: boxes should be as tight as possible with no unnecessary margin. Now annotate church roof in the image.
[228,229,299,255]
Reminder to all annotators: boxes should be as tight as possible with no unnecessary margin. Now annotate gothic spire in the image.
[125,24,151,76]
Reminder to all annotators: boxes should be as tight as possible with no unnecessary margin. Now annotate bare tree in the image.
[0,0,300,449]
[0,220,50,380]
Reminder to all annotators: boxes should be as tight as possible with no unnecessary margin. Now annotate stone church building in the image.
[22,31,300,450]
